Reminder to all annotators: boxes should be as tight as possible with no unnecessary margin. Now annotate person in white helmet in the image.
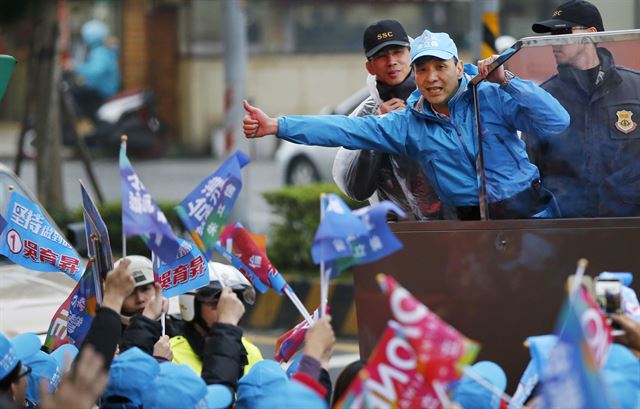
[171,262,263,383]
[114,255,163,325]
[116,255,174,363]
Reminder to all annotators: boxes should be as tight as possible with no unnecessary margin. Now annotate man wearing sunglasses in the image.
[527,0,640,217]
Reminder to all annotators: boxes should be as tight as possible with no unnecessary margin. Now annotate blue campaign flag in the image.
[510,334,558,408]
[540,296,614,409]
[311,194,368,264]
[0,191,83,281]
[175,151,250,255]
[326,201,406,278]
[120,141,180,264]
[80,181,111,301]
[346,201,405,265]
[44,263,99,350]
[153,238,210,298]
[66,264,99,346]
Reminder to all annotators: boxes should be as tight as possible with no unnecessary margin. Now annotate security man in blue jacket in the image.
[243,30,570,220]
[527,0,640,217]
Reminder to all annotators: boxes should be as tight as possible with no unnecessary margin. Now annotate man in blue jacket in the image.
[244,30,570,220]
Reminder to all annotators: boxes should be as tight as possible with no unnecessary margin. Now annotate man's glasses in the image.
[17,365,31,380]
[551,26,587,35]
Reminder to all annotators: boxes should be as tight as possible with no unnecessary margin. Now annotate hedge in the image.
[262,182,366,275]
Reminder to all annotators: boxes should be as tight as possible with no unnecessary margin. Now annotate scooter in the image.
[21,75,167,159]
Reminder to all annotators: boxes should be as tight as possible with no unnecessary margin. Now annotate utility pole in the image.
[223,0,248,156]
[33,0,64,213]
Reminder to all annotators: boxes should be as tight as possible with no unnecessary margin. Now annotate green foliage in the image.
[55,201,182,258]
[262,183,366,275]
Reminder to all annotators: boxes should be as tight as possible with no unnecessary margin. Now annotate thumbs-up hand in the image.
[243,100,279,138]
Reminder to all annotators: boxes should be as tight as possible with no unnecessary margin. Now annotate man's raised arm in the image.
[243,100,279,138]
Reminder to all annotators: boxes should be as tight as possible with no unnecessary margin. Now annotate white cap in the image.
[115,255,154,288]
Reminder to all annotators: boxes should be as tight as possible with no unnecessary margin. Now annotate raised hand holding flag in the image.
[119,136,180,263]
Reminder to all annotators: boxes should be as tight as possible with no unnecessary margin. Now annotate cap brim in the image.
[11,333,41,361]
[532,18,575,33]
[366,40,410,58]
[207,384,233,409]
[410,49,456,64]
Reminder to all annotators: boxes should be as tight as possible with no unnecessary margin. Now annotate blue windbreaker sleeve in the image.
[277,112,411,157]
[498,76,570,138]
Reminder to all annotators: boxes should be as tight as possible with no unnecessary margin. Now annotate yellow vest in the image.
[169,335,263,376]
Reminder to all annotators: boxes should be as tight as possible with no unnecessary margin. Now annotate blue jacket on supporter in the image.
[277,64,569,208]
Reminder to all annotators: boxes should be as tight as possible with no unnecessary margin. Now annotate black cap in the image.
[532,0,604,33]
[363,20,410,59]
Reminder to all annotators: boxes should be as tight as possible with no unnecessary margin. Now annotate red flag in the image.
[275,306,325,362]
[575,287,612,368]
[335,323,441,409]
[219,224,288,294]
[377,274,479,382]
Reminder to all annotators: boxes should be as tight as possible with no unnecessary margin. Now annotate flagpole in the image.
[319,193,328,317]
[284,284,314,325]
[214,242,313,325]
[462,367,521,409]
[150,251,166,335]
[431,380,452,408]
[121,135,128,258]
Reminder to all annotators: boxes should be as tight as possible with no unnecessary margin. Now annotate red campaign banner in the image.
[577,287,612,368]
[378,274,479,382]
[336,324,441,409]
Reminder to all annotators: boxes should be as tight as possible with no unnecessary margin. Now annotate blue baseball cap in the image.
[237,359,288,408]
[24,351,60,404]
[142,362,232,409]
[602,344,640,409]
[453,361,507,409]
[0,332,41,381]
[103,347,160,407]
[410,30,458,64]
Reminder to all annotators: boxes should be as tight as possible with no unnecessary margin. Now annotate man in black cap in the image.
[332,19,442,220]
[526,0,640,217]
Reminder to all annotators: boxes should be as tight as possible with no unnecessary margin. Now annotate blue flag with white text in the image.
[175,151,249,256]
[119,141,180,264]
[540,292,614,409]
[0,191,83,281]
[153,238,210,298]
[311,194,368,264]
[324,201,405,278]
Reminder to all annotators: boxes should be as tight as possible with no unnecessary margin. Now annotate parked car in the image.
[0,163,78,336]
[275,87,370,185]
